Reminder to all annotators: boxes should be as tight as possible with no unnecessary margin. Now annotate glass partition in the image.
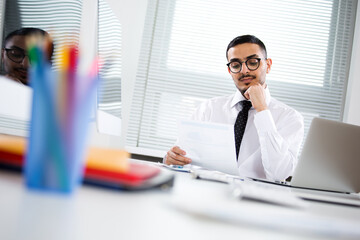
[0,0,83,136]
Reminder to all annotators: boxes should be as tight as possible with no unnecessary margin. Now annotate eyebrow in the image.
[229,54,259,62]
[6,46,26,52]
[245,54,259,59]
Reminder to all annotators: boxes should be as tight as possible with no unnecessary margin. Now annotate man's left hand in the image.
[244,83,267,112]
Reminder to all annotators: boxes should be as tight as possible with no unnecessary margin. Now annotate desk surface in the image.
[1,161,360,240]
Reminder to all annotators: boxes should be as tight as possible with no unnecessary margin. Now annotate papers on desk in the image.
[177,119,238,176]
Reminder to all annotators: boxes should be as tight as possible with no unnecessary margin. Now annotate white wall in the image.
[344,1,360,126]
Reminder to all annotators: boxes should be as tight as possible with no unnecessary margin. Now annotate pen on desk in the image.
[169,165,184,169]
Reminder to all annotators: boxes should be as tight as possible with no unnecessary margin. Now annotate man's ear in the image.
[1,48,4,67]
[266,58,272,74]
[228,67,231,74]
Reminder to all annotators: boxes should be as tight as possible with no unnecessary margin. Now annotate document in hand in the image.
[177,120,239,176]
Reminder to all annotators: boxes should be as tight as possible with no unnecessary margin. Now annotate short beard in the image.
[237,74,255,97]
[238,86,249,98]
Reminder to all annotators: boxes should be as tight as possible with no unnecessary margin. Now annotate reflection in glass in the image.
[97,0,122,119]
[2,0,82,70]
[0,0,83,135]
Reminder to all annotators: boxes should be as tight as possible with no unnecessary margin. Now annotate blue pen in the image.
[170,165,184,169]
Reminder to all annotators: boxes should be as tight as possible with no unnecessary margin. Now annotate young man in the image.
[1,27,53,85]
[165,35,304,181]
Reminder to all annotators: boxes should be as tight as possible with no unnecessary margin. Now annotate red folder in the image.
[0,134,163,190]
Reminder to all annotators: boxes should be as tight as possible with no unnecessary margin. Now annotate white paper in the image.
[177,119,239,176]
[0,77,32,136]
[0,76,32,120]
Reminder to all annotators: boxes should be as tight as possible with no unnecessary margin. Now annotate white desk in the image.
[1,161,360,240]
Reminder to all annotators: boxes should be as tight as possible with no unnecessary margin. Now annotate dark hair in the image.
[226,35,267,60]
[4,27,54,59]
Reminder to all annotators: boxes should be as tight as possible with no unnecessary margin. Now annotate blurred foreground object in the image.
[25,40,99,193]
[0,134,175,191]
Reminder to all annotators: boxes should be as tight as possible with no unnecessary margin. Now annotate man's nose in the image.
[21,56,30,68]
[239,62,249,74]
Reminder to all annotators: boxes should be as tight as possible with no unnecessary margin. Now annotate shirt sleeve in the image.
[253,109,304,181]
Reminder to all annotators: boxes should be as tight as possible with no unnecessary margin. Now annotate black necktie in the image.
[234,100,252,160]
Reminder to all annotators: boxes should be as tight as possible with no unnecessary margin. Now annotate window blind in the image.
[97,0,122,118]
[127,0,357,154]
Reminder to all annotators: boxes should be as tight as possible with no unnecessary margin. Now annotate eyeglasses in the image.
[226,58,265,73]
[4,48,29,64]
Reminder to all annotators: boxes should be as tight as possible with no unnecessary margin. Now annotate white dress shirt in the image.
[191,87,304,181]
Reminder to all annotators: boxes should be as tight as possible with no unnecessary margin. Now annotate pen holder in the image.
[25,44,99,193]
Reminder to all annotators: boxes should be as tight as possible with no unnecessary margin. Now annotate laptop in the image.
[251,117,360,194]
[290,117,360,193]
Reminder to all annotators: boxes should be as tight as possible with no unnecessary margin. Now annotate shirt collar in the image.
[230,86,272,108]
[231,90,246,108]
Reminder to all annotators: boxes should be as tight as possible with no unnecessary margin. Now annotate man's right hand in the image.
[165,146,192,165]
